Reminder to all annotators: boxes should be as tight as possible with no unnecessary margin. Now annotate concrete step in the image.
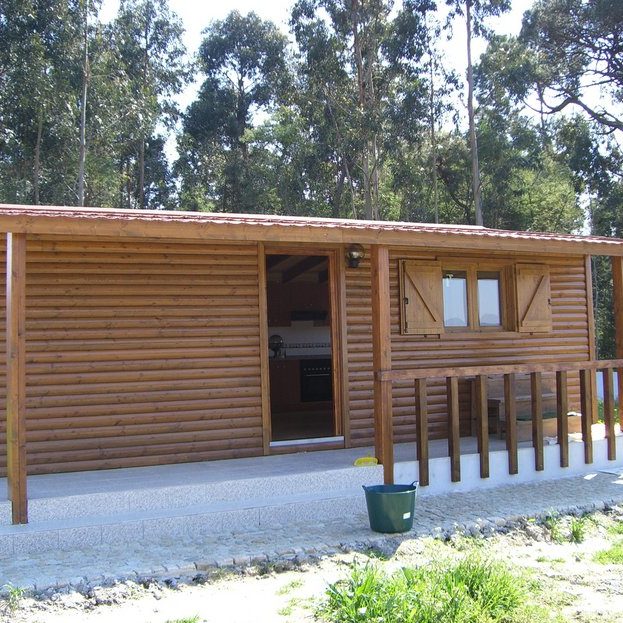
[0,464,383,558]
[1,464,382,526]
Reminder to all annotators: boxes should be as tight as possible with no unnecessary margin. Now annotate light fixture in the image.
[345,243,365,268]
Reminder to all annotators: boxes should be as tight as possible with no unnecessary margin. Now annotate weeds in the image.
[543,512,565,543]
[569,516,588,543]
[608,522,623,536]
[276,579,303,596]
[593,541,623,565]
[2,583,26,613]
[317,554,557,622]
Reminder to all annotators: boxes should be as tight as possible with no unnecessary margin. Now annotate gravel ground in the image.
[3,504,623,623]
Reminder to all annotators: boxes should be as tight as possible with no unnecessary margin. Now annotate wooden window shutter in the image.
[515,264,552,333]
[400,260,444,334]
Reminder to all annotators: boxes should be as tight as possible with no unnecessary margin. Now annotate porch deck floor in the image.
[7,436,515,500]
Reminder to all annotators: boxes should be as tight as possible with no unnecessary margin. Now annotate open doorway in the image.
[265,254,336,444]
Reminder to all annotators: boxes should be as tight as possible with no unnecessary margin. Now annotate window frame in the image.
[400,258,513,336]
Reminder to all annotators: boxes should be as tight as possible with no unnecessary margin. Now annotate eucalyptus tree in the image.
[521,0,623,134]
[178,11,289,212]
[445,0,511,225]
[110,0,187,209]
[0,0,84,204]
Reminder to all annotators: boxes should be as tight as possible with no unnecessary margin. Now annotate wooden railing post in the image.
[531,371,544,471]
[613,257,623,440]
[503,373,518,474]
[371,245,394,484]
[475,374,489,478]
[6,232,27,524]
[579,368,594,464]
[603,368,616,461]
[414,378,429,486]
[556,370,569,468]
[447,376,461,482]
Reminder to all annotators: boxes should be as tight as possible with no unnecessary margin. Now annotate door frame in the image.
[258,243,350,453]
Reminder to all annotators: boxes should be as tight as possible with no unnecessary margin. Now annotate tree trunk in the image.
[77,0,89,207]
[465,0,482,226]
[33,106,43,205]
[429,52,439,224]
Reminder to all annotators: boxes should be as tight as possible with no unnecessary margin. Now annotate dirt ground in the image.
[3,508,623,623]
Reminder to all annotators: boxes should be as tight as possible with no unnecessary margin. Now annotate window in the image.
[477,271,501,327]
[400,259,553,335]
[442,271,468,327]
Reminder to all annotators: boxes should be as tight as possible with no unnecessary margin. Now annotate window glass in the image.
[443,271,468,327]
[477,271,501,326]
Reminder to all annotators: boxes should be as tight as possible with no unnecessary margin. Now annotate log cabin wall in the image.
[0,236,264,476]
[346,248,590,447]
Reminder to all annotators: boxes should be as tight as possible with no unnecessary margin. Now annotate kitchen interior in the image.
[266,254,335,443]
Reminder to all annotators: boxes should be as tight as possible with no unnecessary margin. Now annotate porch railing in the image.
[378,359,623,487]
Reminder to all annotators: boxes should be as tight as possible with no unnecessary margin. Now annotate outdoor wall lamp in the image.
[345,243,365,268]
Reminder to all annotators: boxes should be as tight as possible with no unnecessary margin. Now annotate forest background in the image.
[0,0,622,355]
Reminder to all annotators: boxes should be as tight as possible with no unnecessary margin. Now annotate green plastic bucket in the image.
[363,482,419,533]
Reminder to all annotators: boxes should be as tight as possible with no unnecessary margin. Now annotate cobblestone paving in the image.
[1,471,622,594]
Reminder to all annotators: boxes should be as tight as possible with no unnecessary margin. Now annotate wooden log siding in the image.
[346,251,589,447]
[0,237,264,475]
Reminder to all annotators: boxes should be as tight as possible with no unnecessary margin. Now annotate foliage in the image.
[318,555,555,622]
[568,516,588,544]
[593,541,623,565]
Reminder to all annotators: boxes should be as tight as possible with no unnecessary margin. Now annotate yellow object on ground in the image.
[353,456,379,467]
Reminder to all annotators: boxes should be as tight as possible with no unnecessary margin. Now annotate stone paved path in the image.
[1,470,622,594]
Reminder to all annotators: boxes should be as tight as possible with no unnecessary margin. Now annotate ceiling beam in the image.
[282,256,327,283]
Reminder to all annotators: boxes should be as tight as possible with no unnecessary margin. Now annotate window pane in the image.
[478,272,501,326]
[443,271,468,327]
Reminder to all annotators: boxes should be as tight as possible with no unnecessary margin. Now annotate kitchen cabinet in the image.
[269,359,300,411]
[267,282,329,327]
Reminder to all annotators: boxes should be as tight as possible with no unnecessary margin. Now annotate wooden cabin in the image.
[1,204,623,525]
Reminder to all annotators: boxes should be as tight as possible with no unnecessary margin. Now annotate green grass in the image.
[276,579,303,595]
[543,512,565,543]
[317,554,557,623]
[164,618,200,623]
[608,522,623,536]
[569,516,588,543]
[593,541,623,565]
[2,584,26,613]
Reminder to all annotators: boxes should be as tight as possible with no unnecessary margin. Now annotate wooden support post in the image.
[584,256,599,421]
[531,371,544,471]
[603,368,616,461]
[504,373,518,475]
[257,243,271,454]
[371,245,394,484]
[6,232,27,524]
[579,369,594,464]
[556,370,569,468]
[447,376,461,483]
[414,379,429,487]
[475,374,489,478]
[613,257,623,428]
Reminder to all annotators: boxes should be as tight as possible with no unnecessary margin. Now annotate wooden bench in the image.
[470,374,577,441]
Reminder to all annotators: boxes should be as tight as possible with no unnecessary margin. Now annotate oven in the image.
[300,359,333,402]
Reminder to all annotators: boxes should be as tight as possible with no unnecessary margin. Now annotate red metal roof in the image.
[1,203,622,255]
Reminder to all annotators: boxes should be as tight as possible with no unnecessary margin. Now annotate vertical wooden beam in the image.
[603,367,616,461]
[414,379,429,487]
[6,232,27,524]
[371,245,394,484]
[475,374,489,478]
[584,256,599,421]
[612,257,623,426]
[447,376,461,483]
[579,368,594,464]
[504,373,518,475]
[331,248,351,445]
[556,370,569,468]
[257,243,272,454]
[531,371,544,471]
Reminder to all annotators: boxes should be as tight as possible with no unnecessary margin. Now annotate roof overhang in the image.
[1,204,623,257]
